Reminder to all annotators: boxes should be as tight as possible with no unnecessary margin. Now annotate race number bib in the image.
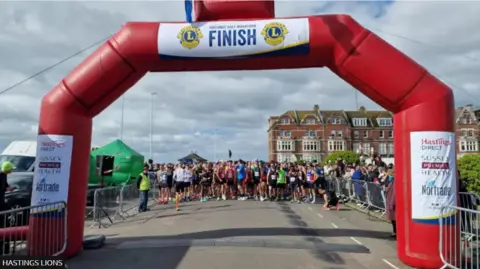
[290,177,296,182]
[254,171,260,177]
[271,175,276,180]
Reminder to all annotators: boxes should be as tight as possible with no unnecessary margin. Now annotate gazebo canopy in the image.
[178,152,207,163]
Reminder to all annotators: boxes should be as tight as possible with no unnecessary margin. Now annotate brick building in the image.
[267,104,480,162]
[455,104,480,158]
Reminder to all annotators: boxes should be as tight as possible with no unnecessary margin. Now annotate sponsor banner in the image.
[410,131,457,225]
[157,18,310,60]
[30,135,73,213]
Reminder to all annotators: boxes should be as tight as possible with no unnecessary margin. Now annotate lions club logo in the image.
[177,25,203,49]
[261,22,289,46]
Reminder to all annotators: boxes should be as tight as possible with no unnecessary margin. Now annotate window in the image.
[461,118,467,124]
[277,154,293,162]
[461,129,474,137]
[338,130,343,137]
[286,130,291,137]
[363,143,371,154]
[276,140,294,151]
[305,130,316,137]
[303,140,320,152]
[364,131,369,138]
[353,130,359,138]
[378,118,393,126]
[303,155,319,162]
[330,130,336,137]
[305,118,316,124]
[379,143,387,155]
[387,143,394,154]
[388,130,393,138]
[280,117,290,124]
[352,118,368,126]
[328,140,345,151]
[459,141,479,152]
[353,142,361,153]
[279,130,285,136]
[468,118,473,124]
[330,118,342,124]
[379,130,384,138]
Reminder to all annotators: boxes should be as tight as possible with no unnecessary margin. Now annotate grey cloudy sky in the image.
[0,1,479,162]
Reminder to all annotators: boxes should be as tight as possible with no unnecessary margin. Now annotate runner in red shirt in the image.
[225,161,236,199]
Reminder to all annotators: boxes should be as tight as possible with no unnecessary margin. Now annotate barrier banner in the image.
[410,131,456,224]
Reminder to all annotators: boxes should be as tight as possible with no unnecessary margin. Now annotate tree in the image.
[457,154,480,194]
[322,151,359,166]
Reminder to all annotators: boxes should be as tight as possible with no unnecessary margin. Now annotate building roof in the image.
[178,152,207,162]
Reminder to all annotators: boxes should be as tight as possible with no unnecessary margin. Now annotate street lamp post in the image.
[120,95,125,141]
[150,92,157,160]
[213,129,218,162]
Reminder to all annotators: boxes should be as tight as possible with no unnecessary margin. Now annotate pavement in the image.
[70,199,412,269]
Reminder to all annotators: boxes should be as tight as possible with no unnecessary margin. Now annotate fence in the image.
[85,184,159,228]
[0,201,67,256]
[439,205,480,268]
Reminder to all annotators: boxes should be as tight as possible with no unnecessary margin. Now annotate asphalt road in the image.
[71,199,410,269]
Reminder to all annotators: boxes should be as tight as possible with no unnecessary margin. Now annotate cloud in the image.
[0,1,479,162]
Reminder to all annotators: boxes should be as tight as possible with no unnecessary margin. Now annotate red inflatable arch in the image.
[32,1,458,268]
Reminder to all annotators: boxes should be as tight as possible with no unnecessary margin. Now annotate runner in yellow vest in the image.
[136,163,151,212]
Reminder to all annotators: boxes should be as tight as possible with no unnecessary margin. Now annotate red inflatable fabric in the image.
[33,5,458,269]
[194,0,275,21]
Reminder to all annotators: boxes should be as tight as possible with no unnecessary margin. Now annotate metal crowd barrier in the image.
[439,204,480,268]
[85,184,159,228]
[0,201,67,256]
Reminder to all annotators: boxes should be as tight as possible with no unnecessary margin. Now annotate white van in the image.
[0,141,37,172]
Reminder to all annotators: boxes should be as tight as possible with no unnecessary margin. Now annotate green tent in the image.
[89,139,144,186]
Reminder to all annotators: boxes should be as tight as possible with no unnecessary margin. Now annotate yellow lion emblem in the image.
[177,25,203,49]
[261,22,289,46]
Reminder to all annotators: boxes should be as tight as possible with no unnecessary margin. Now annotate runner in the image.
[251,161,261,200]
[267,164,278,201]
[225,161,236,199]
[305,164,316,203]
[276,164,287,201]
[216,162,227,200]
[236,160,247,200]
[184,165,193,201]
[288,165,301,203]
[174,164,185,211]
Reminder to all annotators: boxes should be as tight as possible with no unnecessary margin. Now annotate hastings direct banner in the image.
[410,131,457,224]
[30,135,73,212]
[157,18,310,59]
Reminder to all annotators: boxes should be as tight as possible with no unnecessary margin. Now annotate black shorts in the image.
[289,182,299,190]
[167,180,173,189]
[227,180,235,186]
[315,178,327,189]
[216,178,225,184]
[246,181,254,188]
[276,183,286,189]
[253,178,260,185]
[184,182,191,188]
[193,180,200,185]
[175,182,184,192]
[304,182,314,189]
[268,180,277,187]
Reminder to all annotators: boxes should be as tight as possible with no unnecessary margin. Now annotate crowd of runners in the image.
[142,159,359,211]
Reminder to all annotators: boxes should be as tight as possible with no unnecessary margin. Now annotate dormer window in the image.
[352,118,368,127]
[378,118,393,127]
[305,118,316,124]
[280,117,290,124]
[330,118,341,124]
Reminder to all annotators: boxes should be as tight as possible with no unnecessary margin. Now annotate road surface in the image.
[71,200,410,269]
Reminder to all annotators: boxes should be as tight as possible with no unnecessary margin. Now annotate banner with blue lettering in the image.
[157,18,310,60]
[410,131,457,225]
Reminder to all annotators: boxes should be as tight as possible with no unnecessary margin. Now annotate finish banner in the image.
[158,18,310,60]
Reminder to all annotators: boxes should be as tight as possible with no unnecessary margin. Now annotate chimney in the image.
[359,106,366,112]
[313,104,319,111]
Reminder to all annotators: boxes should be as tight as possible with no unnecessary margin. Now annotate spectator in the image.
[385,168,396,238]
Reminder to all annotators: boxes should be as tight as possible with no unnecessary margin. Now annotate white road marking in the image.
[317,213,323,218]
[330,222,339,228]
[382,259,400,269]
[349,237,362,245]
[308,207,313,211]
